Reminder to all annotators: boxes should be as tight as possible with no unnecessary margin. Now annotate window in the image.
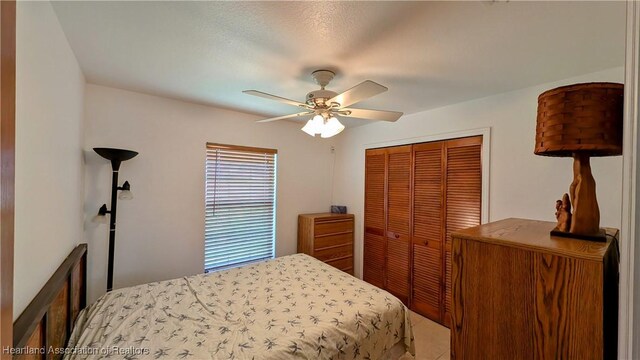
[205,143,277,272]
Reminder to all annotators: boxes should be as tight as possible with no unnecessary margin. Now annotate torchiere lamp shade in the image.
[94,148,139,170]
[534,82,623,240]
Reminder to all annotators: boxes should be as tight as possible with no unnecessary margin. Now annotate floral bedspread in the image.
[66,254,414,359]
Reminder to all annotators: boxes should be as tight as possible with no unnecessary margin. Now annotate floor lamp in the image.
[93,147,138,292]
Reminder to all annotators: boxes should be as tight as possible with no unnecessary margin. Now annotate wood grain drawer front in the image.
[314,243,353,262]
[325,256,353,271]
[314,219,353,236]
[314,232,353,249]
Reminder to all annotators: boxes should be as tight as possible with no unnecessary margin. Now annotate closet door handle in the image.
[395,234,400,239]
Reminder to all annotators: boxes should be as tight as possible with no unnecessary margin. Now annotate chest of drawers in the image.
[451,218,619,359]
[298,213,354,274]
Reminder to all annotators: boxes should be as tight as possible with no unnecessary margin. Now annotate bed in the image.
[14,245,414,360]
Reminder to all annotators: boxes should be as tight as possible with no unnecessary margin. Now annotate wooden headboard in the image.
[12,244,87,358]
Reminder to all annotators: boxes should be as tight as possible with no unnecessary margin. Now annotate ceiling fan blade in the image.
[256,111,314,123]
[243,90,309,109]
[340,108,403,122]
[329,80,388,108]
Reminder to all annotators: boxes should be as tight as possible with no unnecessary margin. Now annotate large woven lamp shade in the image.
[535,82,623,241]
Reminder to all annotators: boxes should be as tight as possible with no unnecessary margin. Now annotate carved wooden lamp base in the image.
[549,153,607,242]
[550,228,607,242]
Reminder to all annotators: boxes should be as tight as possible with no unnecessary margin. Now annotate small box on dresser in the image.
[451,218,619,360]
[298,213,354,275]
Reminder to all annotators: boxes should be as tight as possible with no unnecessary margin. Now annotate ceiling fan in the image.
[243,70,403,138]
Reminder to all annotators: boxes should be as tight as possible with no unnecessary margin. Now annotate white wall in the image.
[332,67,625,278]
[14,1,85,319]
[84,85,336,303]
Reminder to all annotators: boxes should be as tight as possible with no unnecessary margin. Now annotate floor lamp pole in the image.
[107,162,120,292]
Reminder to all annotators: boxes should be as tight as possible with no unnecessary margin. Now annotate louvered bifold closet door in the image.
[205,144,277,272]
[364,149,387,288]
[443,136,482,327]
[385,145,412,304]
[411,141,444,322]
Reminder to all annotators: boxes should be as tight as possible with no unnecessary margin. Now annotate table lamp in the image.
[535,82,623,241]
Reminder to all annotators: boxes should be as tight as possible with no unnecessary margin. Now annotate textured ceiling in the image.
[51,1,626,127]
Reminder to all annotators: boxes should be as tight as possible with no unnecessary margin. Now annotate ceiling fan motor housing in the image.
[306,89,338,107]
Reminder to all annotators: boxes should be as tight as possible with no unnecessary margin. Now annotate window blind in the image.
[205,143,277,272]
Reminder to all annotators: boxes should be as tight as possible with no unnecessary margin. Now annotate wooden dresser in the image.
[451,218,619,359]
[298,213,354,275]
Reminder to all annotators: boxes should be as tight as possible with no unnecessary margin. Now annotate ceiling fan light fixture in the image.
[301,119,318,137]
[301,114,326,136]
[320,117,345,138]
[302,114,326,136]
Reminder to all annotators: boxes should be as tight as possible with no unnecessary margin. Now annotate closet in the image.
[363,136,482,328]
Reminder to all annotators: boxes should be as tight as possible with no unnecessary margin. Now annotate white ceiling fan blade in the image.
[256,111,314,123]
[329,80,388,108]
[243,90,309,109]
[340,108,403,122]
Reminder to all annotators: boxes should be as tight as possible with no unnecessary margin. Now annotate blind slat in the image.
[206,246,275,258]
[205,238,274,248]
[205,228,274,238]
[206,222,275,232]
[205,243,275,258]
[204,145,277,273]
